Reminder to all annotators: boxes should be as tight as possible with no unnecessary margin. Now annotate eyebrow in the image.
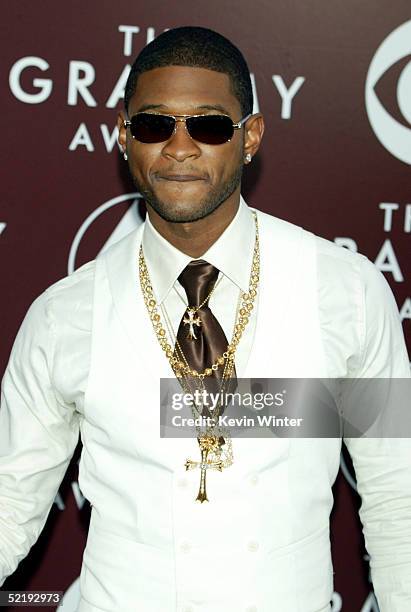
[135,103,232,115]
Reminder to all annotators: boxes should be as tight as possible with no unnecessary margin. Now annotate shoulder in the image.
[256,206,379,285]
[30,259,96,332]
[255,208,306,242]
[255,207,396,328]
[46,257,95,304]
[313,233,391,304]
[8,260,95,369]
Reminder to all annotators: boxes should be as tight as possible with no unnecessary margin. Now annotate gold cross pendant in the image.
[183,308,202,340]
[185,435,223,502]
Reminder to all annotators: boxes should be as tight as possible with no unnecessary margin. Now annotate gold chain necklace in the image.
[160,288,242,419]
[138,211,260,380]
[139,210,260,502]
[160,299,236,500]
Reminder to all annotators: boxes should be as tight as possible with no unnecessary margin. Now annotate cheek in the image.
[211,148,242,179]
[130,147,160,181]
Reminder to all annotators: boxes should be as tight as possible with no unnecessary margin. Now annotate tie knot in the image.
[178,260,219,307]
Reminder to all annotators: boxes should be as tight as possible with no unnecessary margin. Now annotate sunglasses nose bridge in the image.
[166,117,200,146]
[161,116,201,160]
[173,116,191,139]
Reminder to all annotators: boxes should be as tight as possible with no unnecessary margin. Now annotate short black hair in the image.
[124,26,253,117]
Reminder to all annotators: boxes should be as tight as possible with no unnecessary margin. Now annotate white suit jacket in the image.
[1,208,410,612]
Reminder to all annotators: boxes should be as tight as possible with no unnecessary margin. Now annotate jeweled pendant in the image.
[183,307,202,340]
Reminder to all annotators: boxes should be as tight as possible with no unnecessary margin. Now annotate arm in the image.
[0,291,80,585]
[343,256,411,611]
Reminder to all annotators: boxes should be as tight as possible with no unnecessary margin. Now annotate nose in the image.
[161,118,201,162]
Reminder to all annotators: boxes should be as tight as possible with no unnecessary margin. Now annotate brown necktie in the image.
[175,260,236,415]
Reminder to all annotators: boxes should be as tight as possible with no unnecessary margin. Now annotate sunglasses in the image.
[123,112,251,145]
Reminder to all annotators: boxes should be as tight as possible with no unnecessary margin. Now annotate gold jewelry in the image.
[160,288,242,419]
[182,308,202,340]
[160,300,235,501]
[138,211,260,380]
[176,274,223,341]
[139,210,260,502]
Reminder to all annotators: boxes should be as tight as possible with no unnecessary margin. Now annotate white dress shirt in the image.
[1,198,410,612]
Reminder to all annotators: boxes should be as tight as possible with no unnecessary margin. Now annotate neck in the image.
[146,189,241,258]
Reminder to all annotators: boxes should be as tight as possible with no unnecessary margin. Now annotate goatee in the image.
[131,163,244,223]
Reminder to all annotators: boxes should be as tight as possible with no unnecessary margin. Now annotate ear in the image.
[243,113,265,162]
[117,111,127,155]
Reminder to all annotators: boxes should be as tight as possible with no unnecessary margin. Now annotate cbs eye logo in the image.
[365,20,411,165]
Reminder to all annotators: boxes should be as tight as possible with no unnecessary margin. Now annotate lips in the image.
[157,174,205,182]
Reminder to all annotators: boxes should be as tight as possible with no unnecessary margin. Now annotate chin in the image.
[149,197,222,224]
[155,204,215,224]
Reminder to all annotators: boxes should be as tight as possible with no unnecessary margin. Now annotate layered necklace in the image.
[139,210,260,501]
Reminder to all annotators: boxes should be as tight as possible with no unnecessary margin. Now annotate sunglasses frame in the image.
[123,112,252,144]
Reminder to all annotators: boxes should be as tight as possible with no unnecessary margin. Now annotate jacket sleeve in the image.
[0,290,80,585]
[343,256,411,611]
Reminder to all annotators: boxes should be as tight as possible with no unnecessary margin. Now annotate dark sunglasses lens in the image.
[187,115,234,144]
[130,114,175,143]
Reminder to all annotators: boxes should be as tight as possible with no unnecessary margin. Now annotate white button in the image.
[247,541,259,552]
[250,474,259,485]
[180,541,191,553]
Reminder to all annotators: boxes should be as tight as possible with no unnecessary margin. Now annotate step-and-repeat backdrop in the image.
[1,2,410,611]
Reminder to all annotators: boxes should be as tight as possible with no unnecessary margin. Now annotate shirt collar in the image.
[142,195,255,304]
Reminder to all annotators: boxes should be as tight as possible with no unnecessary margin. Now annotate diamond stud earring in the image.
[245,153,252,163]
[123,151,128,161]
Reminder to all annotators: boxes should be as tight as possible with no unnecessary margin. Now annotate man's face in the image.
[118,66,249,223]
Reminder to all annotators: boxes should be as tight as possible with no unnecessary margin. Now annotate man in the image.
[0,26,410,612]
